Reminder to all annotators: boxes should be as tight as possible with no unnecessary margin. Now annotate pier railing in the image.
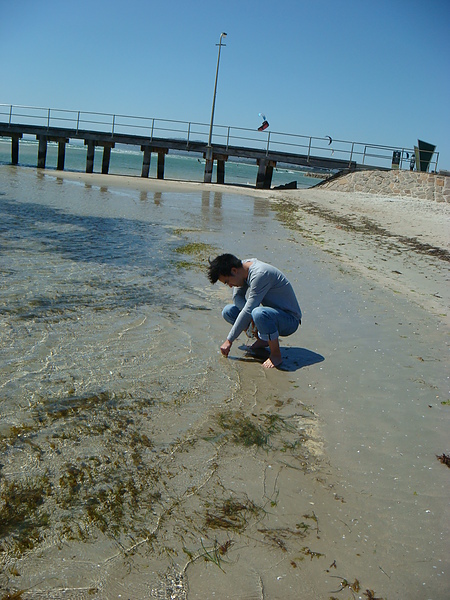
[0,103,439,172]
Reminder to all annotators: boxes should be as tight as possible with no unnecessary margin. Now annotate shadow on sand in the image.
[235,345,325,372]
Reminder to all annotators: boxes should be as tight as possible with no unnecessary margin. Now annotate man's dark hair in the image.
[207,253,242,284]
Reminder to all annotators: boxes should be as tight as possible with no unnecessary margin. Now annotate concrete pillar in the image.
[101,143,114,174]
[256,159,276,189]
[85,140,95,173]
[141,146,151,178]
[215,154,228,184]
[11,134,22,165]
[217,159,225,184]
[157,150,168,179]
[57,140,66,170]
[204,147,213,183]
[256,159,267,189]
[264,161,276,189]
[37,136,48,169]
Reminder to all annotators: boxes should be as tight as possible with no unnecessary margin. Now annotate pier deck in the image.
[0,122,354,188]
[1,104,434,187]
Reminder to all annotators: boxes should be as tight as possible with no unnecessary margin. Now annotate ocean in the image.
[0,136,324,188]
[0,165,448,598]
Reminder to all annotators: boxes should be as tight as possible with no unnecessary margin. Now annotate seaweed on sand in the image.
[204,496,263,532]
[0,389,163,556]
[215,410,295,449]
[217,412,269,448]
[437,453,450,467]
[174,242,218,271]
[0,475,52,554]
[183,538,234,572]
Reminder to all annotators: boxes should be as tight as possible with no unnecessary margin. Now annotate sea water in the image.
[0,137,322,188]
[0,166,319,596]
[0,166,448,599]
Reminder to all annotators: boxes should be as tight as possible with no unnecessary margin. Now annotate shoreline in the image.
[45,168,450,327]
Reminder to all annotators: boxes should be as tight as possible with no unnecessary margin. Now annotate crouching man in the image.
[207,254,302,368]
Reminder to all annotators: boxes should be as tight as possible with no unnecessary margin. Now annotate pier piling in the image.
[256,159,276,189]
[141,146,152,178]
[54,138,69,170]
[204,152,213,183]
[37,136,47,169]
[156,148,168,179]
[85,140,95,173]
[11,134,22,165]
[101,142,114,175]
[215,154,228,184]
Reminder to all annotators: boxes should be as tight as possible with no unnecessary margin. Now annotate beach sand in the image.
[47,169,449,324]
[8,169,449,599]
[270,185,449,326]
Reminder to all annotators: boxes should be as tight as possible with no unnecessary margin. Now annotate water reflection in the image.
[201,190,223,225]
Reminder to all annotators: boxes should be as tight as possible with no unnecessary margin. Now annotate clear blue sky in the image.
[2,0,449,168]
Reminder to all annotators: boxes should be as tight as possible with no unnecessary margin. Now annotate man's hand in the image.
[220,339,232,357]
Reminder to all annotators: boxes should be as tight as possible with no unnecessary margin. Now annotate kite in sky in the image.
[258,113,269,131]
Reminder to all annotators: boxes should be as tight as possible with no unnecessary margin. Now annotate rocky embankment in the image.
[319,169,450,202]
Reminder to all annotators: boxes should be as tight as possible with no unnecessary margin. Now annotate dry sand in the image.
[268,186,449,327]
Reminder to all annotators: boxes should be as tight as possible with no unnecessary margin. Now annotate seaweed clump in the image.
[216,411,293,449]
[437,453,450,467]
[0,475,52,554]
[174,242,218,271]
[204,496,263,532]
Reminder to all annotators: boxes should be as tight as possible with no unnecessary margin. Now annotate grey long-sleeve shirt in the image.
[227,258,302,342]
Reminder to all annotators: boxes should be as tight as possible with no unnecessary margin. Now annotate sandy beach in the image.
[269,185,450,326]
[2,167,449,599]
[47,169,450,326]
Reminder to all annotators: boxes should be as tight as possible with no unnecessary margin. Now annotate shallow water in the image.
[0,166,448,599]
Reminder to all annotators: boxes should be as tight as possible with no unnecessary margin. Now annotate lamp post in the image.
[204,32,227,183]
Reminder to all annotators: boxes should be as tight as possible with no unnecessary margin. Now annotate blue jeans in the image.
[222,304,300,342]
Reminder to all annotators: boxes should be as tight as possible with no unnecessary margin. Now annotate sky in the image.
[2,0,450,168]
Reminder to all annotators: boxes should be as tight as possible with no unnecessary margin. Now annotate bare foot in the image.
[262,355,282,368]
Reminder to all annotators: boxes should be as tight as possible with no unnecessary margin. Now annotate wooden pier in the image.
[1,104,439,185]
[0,122,356,189]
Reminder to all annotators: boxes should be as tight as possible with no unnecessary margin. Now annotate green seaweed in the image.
[217,412,269,448]
[1,591,26,600]
[175,242,213,255]
[174,242,218,271]
[215,410,301,452]
[0,424,40,451]
[0,474,52,554]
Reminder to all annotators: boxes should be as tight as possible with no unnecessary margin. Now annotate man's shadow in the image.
[236,345,324,372]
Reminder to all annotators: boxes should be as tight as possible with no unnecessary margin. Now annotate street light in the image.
[204,32,227,183]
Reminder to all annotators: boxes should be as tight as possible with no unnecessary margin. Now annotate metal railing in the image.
[0,103,440,172]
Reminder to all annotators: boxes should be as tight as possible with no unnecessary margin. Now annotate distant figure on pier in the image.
[207,254,302,368]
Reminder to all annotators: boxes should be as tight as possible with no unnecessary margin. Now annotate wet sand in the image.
[46,169,450,324]
[4,169,449,599]
[46,171,449,296]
